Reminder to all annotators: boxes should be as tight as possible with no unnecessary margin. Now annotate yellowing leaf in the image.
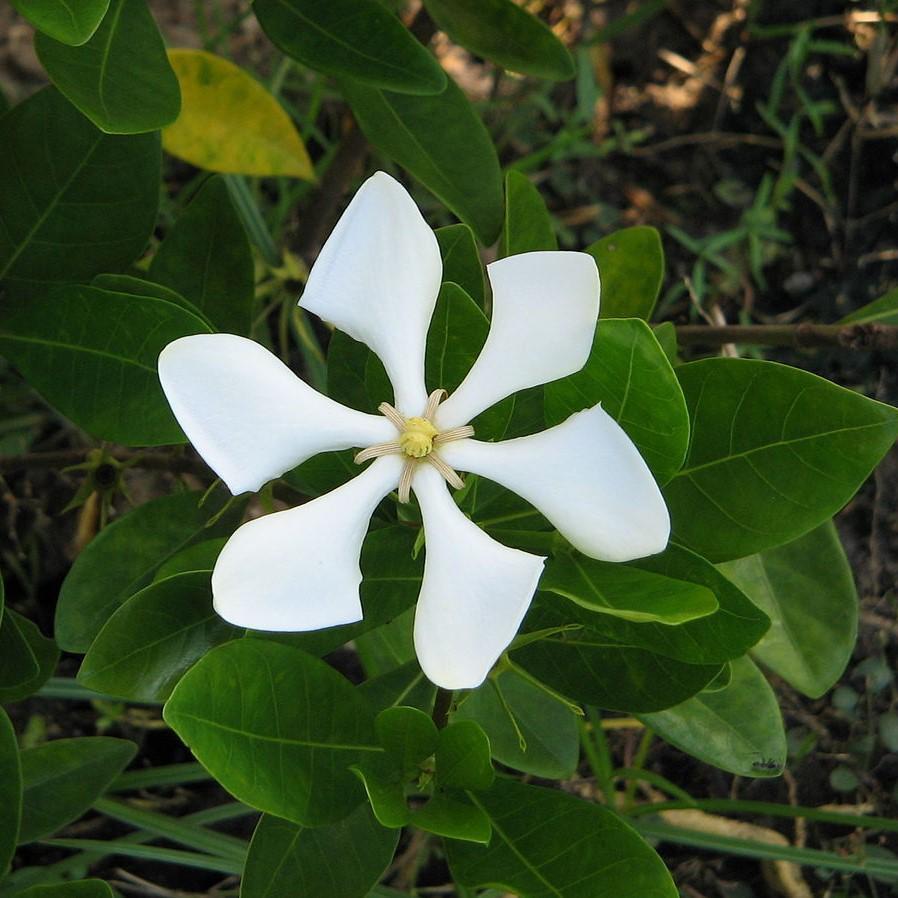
[163,49,314,180]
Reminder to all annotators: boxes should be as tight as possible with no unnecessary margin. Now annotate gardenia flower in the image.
[158,172,670,690]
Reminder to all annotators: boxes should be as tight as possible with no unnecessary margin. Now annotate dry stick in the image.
[675,322,898,351]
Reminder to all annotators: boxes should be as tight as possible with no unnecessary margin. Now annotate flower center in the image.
[400,417,438,458]
[354,389,474,503]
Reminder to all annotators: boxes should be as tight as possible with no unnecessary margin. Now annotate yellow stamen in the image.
[399,417,439,458]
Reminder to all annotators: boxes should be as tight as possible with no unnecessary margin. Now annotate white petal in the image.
[412,464,546,690]
[159,334,393,495]
[439,405,670,562]
[212,456,403,631]
[299,171,441,415]
[436,251,600,428]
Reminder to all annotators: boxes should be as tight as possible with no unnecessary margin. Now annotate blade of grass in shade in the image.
[634,820,898,879]
[111,761,211,791]
[628,798,898,833]
[224,175,281,266]
[613,768,697,806]
[93,797,247,863]
[41,840,243,875]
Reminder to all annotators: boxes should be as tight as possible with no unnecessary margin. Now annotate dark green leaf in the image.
[360,661,436,714]
[720,521,857,698]
[153,537,226,580]
[341,77,503,244]
[10,0,110,45]
[840,287,898,326]
[376,706,438,776]
[35,0,180,134]
[0,611,59,703]
[254,0,446,95]
[17,883,114,898]
[543,553,718,624]
[0,87,160,297]
[453,669,579,778]
[544,318,690,483]
[413,790,491,844]
[422,0,575,80]
[55,490,244,653]
[436,720,494,791]
[91,273,213,327]
[0,608,39,690]
[664,358,898,561]
[163,640,380,825]
[447,778,677,897]
[78,571,241,702]
[356,608,416,678]
[0,707,21,876]
[500,170,556,257]
[18,737,136,842]
[641,656,787,778]
[0,285,211,446]
[242,807,398,898]
[436,224,484,304]
[149,176,254,334]
[587,226,664,320]
[351,758,410,829]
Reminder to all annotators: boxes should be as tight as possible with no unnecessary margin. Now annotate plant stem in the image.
[431,687,453,729]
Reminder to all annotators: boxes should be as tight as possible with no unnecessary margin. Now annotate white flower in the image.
[158,172,670,690]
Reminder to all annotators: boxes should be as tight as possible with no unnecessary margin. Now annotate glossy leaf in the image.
[0,285,212,446]
[422,0,575,80]
[587,226,664,320]
[543,554,719,624]
[513,600,721,712]
[254,0,446,95]
[413,791,491,843]
[149,176,254,334]
[840,287,898,326]
[436,224,484,304]
[376,706,438,776]
[436,720,494,791]
[664,358,898,562]
[91,273,213,327]
[0,608,39,691]
[500,170,557,257]
[153,537,226,580]
[163,50,314,179]
[544,318,690,484]
[0,611,59,703]
[341,77,503,245]
[454,669,579,779]
[360,661,436,715]
[56,490,243,653]
[0,707,21,877]
[0,87,160,298]
[242,807,398,898]
[10,0,109,45]
[641,656,787,778]
[447,778,677,898]
[164,640,380,825]
[18,883,114,898]
[720,521,857,698]
[18,737,136,842]
[35,0,180,134]
[79,571,240,702]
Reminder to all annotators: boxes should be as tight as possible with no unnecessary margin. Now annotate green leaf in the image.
[500,170,557,257]
[10,0,110,45]
[544,318,690,484]
[587,226,665,320]
[254,0,446,95]
[163,640,380,825]
[840,287,898,326]
[153,537,226,580]
[543,554,718,624]
[91,273,214,328]
[0,608,39,691]
[447,778,677,898]
[719,521,857,698]
[376,706,438,776]
[78,571,241,702]
[413,791,491,844]
[35,0,180,134]
[18,737,137,842]
[351,759,410,829]
[55,490,243,653]
[0,285,212,446]
[163,49,314,179]
[0,611,59,703]
[0,707,21,877]
[242,807,398,898]
[453,669,579,779]
[513,599,721,712]
[360,661,436,715]
[436,224,484,304]
[436,720,494,791]
[421,0,575,80]
[356,608,416,678]
[640,656,787,778]
[341,78,503,245]
[17,883,115,898]
[0,87,160,298]
[149,176,254,334]
[664,358,898,562]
